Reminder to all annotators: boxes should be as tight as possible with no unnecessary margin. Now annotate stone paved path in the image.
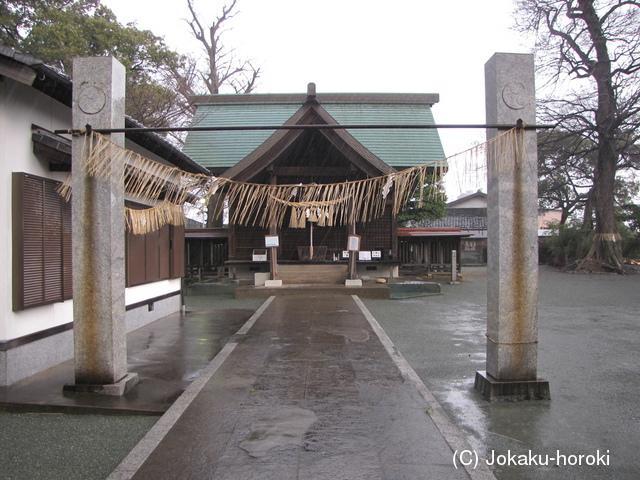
[111,294,490,479]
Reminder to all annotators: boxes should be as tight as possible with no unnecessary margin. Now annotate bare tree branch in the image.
[185,0,259,95]
[517,0,640,268]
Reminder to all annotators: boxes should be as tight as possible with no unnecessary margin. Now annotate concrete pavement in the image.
[364,266,640,480]
[0,301,259,414]
[4,266,635,479]
[109,294,492,480]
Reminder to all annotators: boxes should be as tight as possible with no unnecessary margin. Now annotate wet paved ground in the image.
[2,268,638,479]
[110,294,484,480]
[0,413,158,480]
[0,287,264,480]
[0,302,258,414]
[364,266,640,480]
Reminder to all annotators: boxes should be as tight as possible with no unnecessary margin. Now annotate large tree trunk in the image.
[585,141,623,270]
[575,0,624,273]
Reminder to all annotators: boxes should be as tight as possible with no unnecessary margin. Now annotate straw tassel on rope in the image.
[57,128,521,233]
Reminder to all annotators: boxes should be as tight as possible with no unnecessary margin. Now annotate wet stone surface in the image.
[364,266,640,480]
[130,294,471,479]
[239,406,318,458]
[311,325,371,342]
[0,307,255,414]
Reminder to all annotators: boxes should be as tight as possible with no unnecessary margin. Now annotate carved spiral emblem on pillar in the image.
[502,82,529,110]
[78,83,106,115]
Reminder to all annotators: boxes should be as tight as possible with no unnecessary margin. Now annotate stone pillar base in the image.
[345,279,362,287]
[63,372,139,396]
[474,371,550,402]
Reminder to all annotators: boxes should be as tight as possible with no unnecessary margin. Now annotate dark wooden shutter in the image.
[170,225,185,278]
[145,229,160,282]
[43,182,63,301]
[62,199,73,299]
[126,223,184,286]
[17,174,44,309]
[158,225,170,280]
[12,172,72,311]
[126,231,147,287]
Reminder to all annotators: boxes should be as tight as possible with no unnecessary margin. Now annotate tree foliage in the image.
[617,204,640,258]
[538,129,639,228]
[516,0,640,271]
[397,179,447,226]
[618,203,640,232]
[1,0,76,47]
[2,0,195,140]
[543,220,594,260]
[544,210,640,264]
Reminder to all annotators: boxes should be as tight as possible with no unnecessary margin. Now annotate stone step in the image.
[234,283,390,299]
[276,264,348,284]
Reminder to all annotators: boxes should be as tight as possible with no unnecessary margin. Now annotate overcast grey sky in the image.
[102,0,532,197]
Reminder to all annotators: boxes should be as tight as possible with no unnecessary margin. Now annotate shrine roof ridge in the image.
[191,92,440,106]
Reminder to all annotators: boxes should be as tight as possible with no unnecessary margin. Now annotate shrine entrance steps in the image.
[234,282,390,299]
[276,263,347,284]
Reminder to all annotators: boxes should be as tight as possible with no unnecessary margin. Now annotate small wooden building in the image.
[183,85,446,282]
[419,191,489,265]
[397,227,470,273]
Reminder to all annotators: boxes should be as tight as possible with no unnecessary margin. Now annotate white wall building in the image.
[0,47,209,385]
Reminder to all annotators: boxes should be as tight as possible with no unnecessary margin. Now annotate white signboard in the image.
[347,235,361,252]
[265,235,280,248]
[358,251,372,261]
[252,249,267,262]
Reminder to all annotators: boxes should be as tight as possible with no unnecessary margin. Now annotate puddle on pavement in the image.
[239,406,317,458]
[312,326,370,342]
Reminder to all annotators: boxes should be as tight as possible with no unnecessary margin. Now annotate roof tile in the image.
[183,94,446,171]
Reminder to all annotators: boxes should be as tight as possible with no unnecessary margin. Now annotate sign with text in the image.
[347,235,361,252]
[358,251,372,261]
[265,235,280,248]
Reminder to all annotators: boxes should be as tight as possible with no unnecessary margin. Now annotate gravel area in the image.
[0,413,158,480]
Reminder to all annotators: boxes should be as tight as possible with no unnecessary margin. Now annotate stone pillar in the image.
[64,57,138,396]
[474,53,549,401]
[450,250,457,283]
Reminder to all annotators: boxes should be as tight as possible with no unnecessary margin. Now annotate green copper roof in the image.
[324,102,445,168]
[183,102,299,172]
[182,93,446,172]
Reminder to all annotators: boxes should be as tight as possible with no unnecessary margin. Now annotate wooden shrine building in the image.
[183,84,446,283]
